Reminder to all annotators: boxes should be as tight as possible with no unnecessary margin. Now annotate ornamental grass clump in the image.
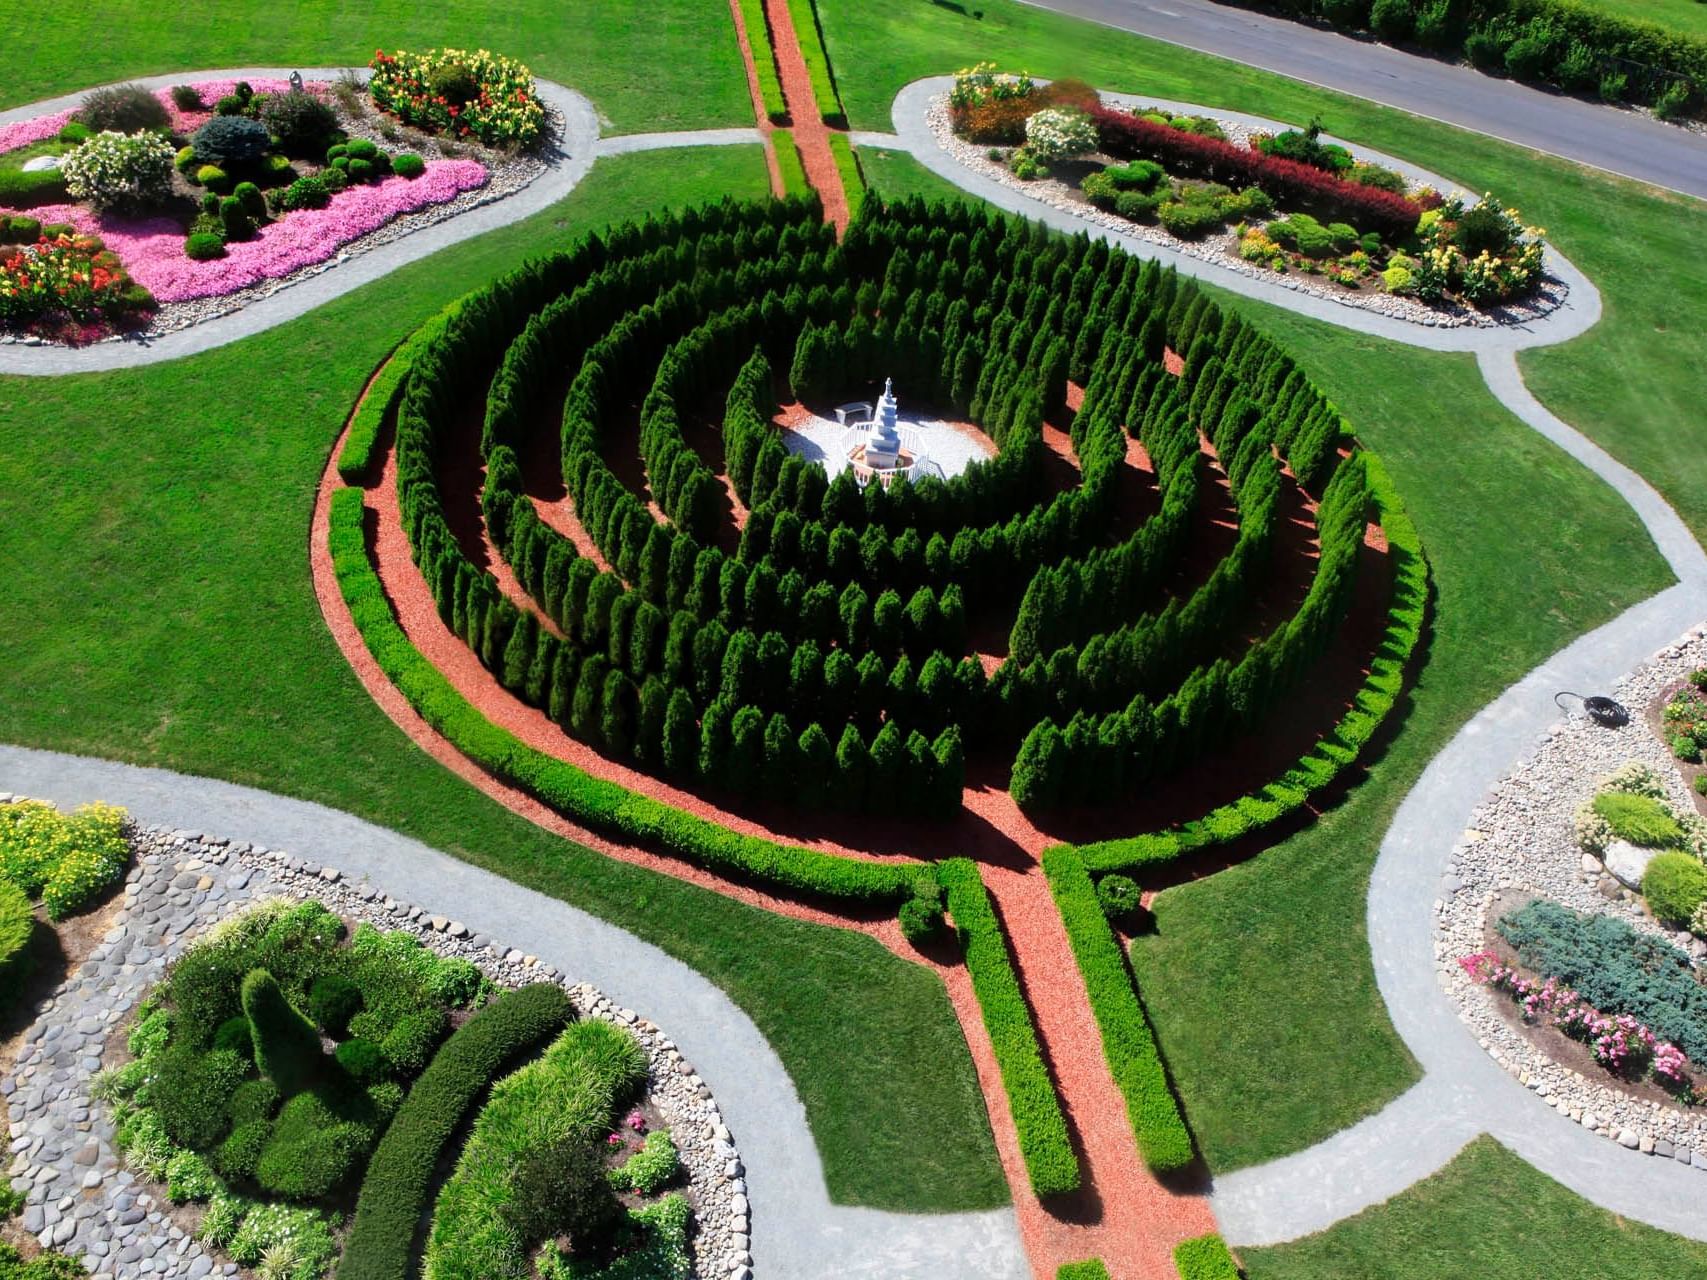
[60,130,174,211]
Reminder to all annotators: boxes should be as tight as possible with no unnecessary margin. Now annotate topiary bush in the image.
[195,164,231,193]
[393,151,426,179]
[241,968,325,1096]
[272,173,330,212]
[1095,873,1140,922]
[898,893,944,944]
[184,232,226,261]
[75,83,169,134]
[1644,852,1707,927]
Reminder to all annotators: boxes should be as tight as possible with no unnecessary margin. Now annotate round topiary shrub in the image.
[56,121,91,145]
[272,173,330,212]
[320,166,349,193]
[214,94,247,117]
[218,196,255,242]
[347,157,374,183]
[213,1014,254,1059]
[332,1036,386,1082]
[232,180,266,219]
[170,84,204,111]
[1096,873,1140,921]
[191,116,270,166]
[74,83,169,134]
[196,163,231,193]
[60,130,175,211]
[393,151,426,178]
[345,137,379,162]
[258,89,339,153]
[898,893,945,943]
[1644,851,1707,926]
[175,145,197,175]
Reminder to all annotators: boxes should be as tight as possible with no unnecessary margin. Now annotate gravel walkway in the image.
[0,745,1027,1279]
[883,77,1601,355]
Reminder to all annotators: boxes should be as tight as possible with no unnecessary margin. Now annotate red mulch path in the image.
[761,0,850,233]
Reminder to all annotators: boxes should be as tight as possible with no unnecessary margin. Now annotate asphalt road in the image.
[1019,0,1707,199]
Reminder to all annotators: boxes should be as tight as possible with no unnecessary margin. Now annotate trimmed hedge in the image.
[1091,106,1421,241]
[336,328,436,483]
[328,487,926,904]
[1077,450,1425,873]
[335,982,573,1280]
[1057,1263,1112,1280]
[786,0,848,127]
[0,166,70,209]
[736,0,790,124]
[1175,1232,1241,1279]
[1042,847,1193,1174]
[938,857,1079,1198]
[829,132,866,222]
[772,127,811,198]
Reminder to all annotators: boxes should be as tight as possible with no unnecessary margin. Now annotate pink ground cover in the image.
[151,79,331,135]
[0,110,73,154]
[3,159,486,302]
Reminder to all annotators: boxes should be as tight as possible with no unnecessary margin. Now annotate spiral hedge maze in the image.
[336,190,1421,844]
[325,190,1426,1203]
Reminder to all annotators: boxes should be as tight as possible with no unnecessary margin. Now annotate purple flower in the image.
[0,110,74,154]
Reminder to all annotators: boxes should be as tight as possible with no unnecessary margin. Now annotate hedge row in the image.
[829,132,865,222]
[735,0,789,123]
[937,857,1080,1198]
[329,486,927,902]
[1076,447,1426,872]
[772,127,812,198]
[1175,1232,1242,1279]
[0,166,68,208]
[337,320,448,483]
[1236,0,1703,113]
[336,982,574,1280]
[1042,847,1194,1173]
[786,0,848,127]
[1091,106,1422,241]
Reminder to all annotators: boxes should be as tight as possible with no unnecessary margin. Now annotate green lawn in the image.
[0,0,749,135]
[855,140,1672,1168]
[0,145,1007,1215]
[1575,0,1707,41]
[1243,1136,1707,1278]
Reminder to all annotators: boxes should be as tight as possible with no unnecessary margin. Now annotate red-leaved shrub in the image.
[1090,106,1421,240]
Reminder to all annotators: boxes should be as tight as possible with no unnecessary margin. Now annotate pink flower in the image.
[0,109,74,154]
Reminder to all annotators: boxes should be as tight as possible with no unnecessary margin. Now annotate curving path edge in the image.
[0,69,762,377]
[0,744,1026,1279]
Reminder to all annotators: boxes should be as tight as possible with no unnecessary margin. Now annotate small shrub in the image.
[899,894,944,943]
[321,165,349,193]
[231,180,266,219]
[1600,69,1630,103]
[76,83,169,133]
[1645,852,1707,927]
[309,974,362,1036]
[1096,874,1140,921]
[1674,733,1700,762]
[611,1129,681,1195]
[345,137,379,161]
[392,151,426,179]
[165,1149,219,1203]
[170,85,204,111]
[1,216,42,243]
[348,157,375,183]
[1175,1232,1241,1280]
[1025,107,1099,162]
[1464,28,1509,70]
[56,121,91,145]
[1593,790,1684,848]
[185,232,226,261]
[214,94,247,117]
[379,1006,447,1075]
[60,130,175,211]
[219,196,255,242]
[213,1014,254,1059]
[196,164,231,193]
[272,173,330,212]
[258,90,338,152]
[335,1037,387,1082]
[192,116,270,166]
[175,145,198,175]
[227,1078,280,1126]
[1157,199,1224,238]
[1369,0,1414,41]
[505,1137,625,1256]
[0,881,34,1011]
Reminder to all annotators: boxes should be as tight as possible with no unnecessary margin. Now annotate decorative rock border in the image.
[921,88,1565,331]
[0,813,748,1279]
[1435,624,1707,1165]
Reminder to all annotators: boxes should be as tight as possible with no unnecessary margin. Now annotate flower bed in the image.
[1460,947,1698,1097]
[368,48,544,149]
[0,74,518,343]
[942,66,1551,317]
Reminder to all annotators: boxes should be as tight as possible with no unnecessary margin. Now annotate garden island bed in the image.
[923,67,1567,330]
[1437,625,1707,1164]
[0,53,561,347]
[1,814,745,1280]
